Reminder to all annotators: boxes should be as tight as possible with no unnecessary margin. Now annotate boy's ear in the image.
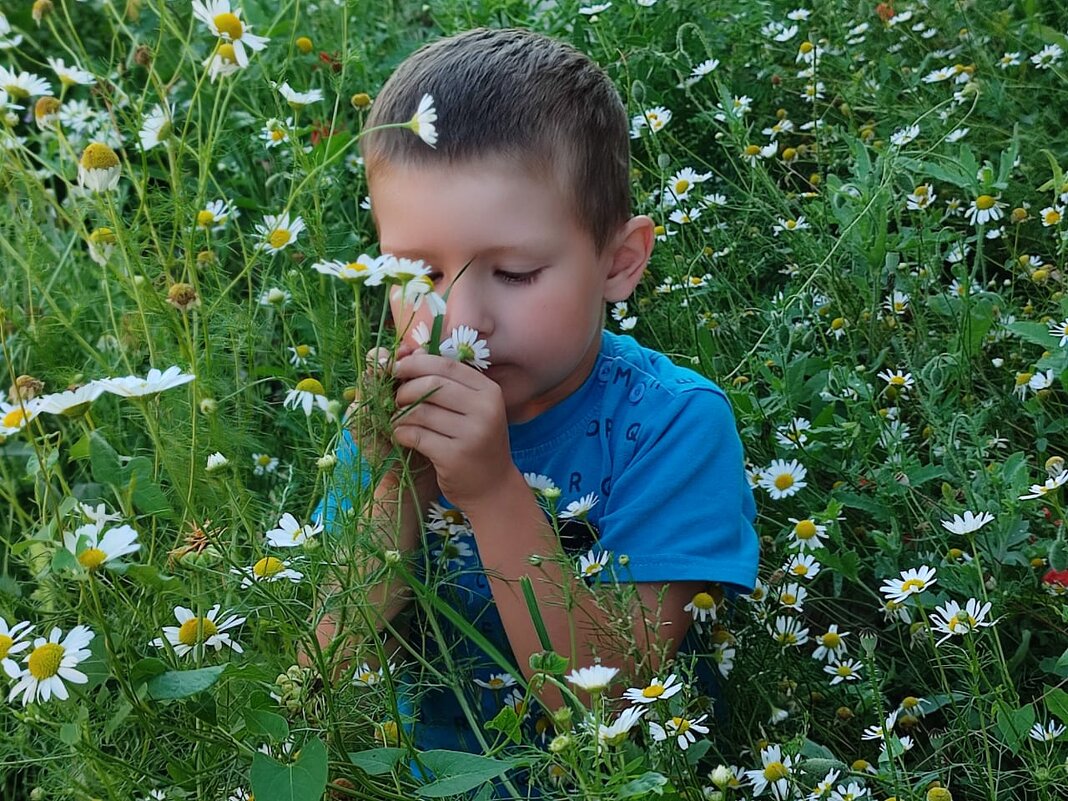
[603,215,655,303]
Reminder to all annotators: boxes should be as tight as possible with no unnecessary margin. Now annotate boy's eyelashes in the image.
[427,267,543,286]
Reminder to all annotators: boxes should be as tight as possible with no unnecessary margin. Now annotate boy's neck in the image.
[506,327,605,425]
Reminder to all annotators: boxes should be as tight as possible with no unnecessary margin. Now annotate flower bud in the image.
[710,765,732,789]
[32,0,53,24]
[350,92,372,109]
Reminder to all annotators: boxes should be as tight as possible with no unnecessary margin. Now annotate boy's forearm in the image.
[306,469,430,674]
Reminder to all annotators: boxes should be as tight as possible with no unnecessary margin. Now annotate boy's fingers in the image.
[364,346,393,376]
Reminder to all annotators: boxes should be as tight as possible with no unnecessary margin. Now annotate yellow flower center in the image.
[196,210,216,228]
[889,375,905,386]
[35,96,60,119]
[781,592,797,604]
[583,563,602,576]
[836,664,853,677]
[674,179,690,194]
[764,761,789,781]
[256,454,272,466]
[791,564,809,576]
[89,227,115,245]
[641,683,665,698]
[902,695,920,709]
[178,616,218,646]
[213,12,244,40]
[28,642,65,680]
[795,520,817,539]
[779,632,797,644]
[0,634,12,659]
[1045,210,1062,225]
[294,344,312,358]
[1015,372,1032,386]
[267,228,292,249]
[253,556,284,578]
[2,408,28,428]
[270,128,286,141]
[914,186,929,197]
[78,548,107,571]
[295,378,325,396]
[487,677,504,689]
[654,225,666,236]
[782,148,797,161]
[744,145,761,156]
[774,473,794,490]
[217,43,238,64]
[799,41,814,54]
[975,194,995,210]
[831,317,845,330]
[671,717,690,734]
[691,591,715,610]
[784,220,797,230]
[80,142,120,170]
[821,632,841,647]
[900,578,926,593]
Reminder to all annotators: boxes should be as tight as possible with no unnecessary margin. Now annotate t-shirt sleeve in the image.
[311,428,372,535]
[595,388,759,593]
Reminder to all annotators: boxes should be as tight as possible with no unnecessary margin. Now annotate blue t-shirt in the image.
[314,330,759,755]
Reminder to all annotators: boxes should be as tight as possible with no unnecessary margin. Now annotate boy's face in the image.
[370,156,644,424]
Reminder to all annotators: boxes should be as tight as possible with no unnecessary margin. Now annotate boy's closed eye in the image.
[428,267,543,287]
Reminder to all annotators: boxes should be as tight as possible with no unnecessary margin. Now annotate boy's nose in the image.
[442,277,493,339]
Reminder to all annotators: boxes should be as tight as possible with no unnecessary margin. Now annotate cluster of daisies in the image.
[1,366,195,439]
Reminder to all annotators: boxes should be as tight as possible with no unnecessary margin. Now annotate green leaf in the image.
[130,657,168,687]
[348,747,407,776]
[146,665,227,700]
[485,705,521,745]
[250,737,328,801]
[59,722,80,745]
[520,576,554,652]
[995,703,1035,754]
[120,563,186,594]
[414,751,521,798]
[1045,687,1068,726]
[244,709,290,742]
[68,432,92,461]
[528,650,569,676]
[88,432,174,520]
[617,772,668,798]
[683,738,712,766]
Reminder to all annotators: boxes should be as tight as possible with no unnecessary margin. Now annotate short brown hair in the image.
[361,28,631,254]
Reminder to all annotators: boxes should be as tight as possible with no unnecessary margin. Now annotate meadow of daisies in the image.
[1,0,1068,799]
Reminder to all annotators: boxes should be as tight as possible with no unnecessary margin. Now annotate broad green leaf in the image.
[348,747,407,776]
[618,772,668,798]
[250,737,328,801]
[486,705,521,745]
[244,709,290,742]
[1045,687,1068,726]
[995,703,1035,754]
[414,750,521,798]
[146,665,227,700]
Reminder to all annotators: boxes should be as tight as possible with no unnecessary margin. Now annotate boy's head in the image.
[364,28,653,424]
[362,27,631,255]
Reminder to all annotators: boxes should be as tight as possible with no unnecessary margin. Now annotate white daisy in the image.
[623,673,683,704]
[194,198,238,232]
[787,517,827,551]
[251,453,279,476]
[649,713,709,750]
[745,744,794,800]
[8,625,94,705]
[1029,720,1066,742]
[879,565,937,604]
[277,82,324,109]
[596,705,644,749]
[473,672,516,691]
[231,556,303,587]
[205,452,229,472]
[203,42,242,81]
[1031,44,1063,69]
[683,589,720,623]
[940,510,994,535]
[47,58,95,88]
[768,615,809,647]
[559,492,598,520]
[565,664,619,693]
[577,549,610,578]
[353,662,387,687]
[890,124,919,146]
[255,211,305,254]
[283,378,334,420]
[0,398,41,436]
[811,624,849,662]
[408,93,438,147]
[0,66,52,100]
[139,104,174,151]
[964,194,1005,226]
[440,325,491,370]
[1019,470,1068,500]
[1048,319,1068,347]
[99,366,195,397]
[77,142,121,193]
[776,582,807,612]
[824,658,863,685]
[929,597,994,645]
[312,255,384,285]
[759,459,807,499]
[0,618,34,679]
[265,512,324,548]
[151,604,245,658]
[63,522,140,572]
[772,217,810,235]
[192,1,269,67]
[783,553,821,580]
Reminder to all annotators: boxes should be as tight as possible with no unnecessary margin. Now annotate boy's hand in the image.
[391,348,514,510]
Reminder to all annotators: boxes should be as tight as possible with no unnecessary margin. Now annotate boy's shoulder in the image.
[596,330,730,407]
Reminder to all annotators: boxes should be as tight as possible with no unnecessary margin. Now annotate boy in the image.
[310,27,759,754]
